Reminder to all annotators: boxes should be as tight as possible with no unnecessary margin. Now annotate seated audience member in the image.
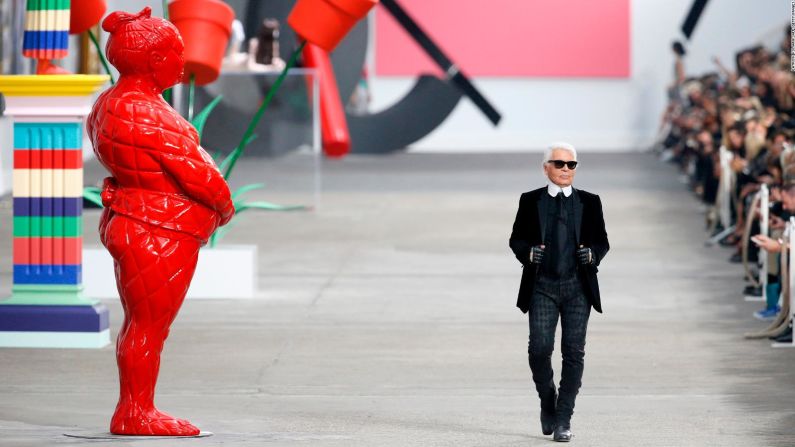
[657,24,795,325]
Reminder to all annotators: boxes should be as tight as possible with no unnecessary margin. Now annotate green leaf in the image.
[83,186,104,208]
[84,195,103,207]
[235,201,306,213]
[191,95,223,142]
[209,197,307,246]
[209,222,235,247]
[231,183,266,200]
[220,133,257,177]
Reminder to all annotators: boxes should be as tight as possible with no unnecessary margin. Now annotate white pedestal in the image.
[83,245,257,299]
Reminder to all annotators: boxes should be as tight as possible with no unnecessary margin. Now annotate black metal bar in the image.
[380,0,502,126]
[681,0,710,40]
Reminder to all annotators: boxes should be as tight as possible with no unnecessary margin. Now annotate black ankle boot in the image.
[540,389,557,435]
[553,425,572,442]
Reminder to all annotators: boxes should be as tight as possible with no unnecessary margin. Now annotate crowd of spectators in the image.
[656,24,795,342]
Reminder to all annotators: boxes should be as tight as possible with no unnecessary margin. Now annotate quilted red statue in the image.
[87,8,234,436]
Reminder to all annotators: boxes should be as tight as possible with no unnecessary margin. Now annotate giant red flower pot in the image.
[69,0,107,34]
[288,0,377,52]
[168,0,235,85]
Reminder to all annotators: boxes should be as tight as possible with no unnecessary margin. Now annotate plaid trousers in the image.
[528,273,591,425]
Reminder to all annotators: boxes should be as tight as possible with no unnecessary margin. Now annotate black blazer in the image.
[509,187,609,314]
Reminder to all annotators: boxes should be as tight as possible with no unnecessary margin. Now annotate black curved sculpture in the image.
[347,75,462,153]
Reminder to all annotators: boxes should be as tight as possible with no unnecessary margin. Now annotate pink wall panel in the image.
[375,0,630,78]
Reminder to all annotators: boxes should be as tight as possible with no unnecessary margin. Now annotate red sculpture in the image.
[87,8,234,436]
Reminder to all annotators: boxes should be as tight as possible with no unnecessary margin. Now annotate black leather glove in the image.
[529,245,545,264]
[577,247,595,265]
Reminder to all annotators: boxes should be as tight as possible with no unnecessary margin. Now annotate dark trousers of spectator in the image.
[528,274,591,426]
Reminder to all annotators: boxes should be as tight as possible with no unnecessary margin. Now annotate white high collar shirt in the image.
[547,183,573,198]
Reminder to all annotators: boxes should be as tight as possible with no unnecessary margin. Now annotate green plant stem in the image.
[209,40,308,247]
[188,74,196,121]
[162,0,169,20]
[223,40,307,180]
[87,29,114,84]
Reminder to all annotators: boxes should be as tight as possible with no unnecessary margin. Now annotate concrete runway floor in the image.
[1,152,794,446]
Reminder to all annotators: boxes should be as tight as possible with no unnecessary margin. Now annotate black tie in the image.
[555,192,567,277]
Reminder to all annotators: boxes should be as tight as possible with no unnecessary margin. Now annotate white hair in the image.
[543,142,577,165]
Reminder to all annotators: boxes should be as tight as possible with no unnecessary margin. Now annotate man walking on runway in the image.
[509,142,609,442]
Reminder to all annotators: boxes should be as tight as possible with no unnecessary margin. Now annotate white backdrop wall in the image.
[370,0,790,152]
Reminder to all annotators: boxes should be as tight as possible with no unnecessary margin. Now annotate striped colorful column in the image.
[0,75,109,348]
[22,0,71,60]
[13,122,83,286]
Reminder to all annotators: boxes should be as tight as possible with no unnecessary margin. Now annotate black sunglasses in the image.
[547,160,578,169]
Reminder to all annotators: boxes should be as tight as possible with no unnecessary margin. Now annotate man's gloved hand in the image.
[577,246,595,265]
[529,245,546,264]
